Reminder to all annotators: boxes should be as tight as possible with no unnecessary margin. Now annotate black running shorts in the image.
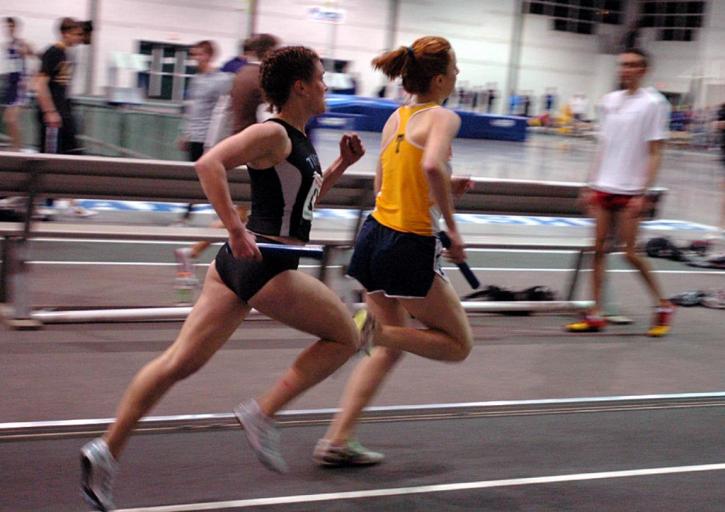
[347,215,444,298]
[214,237,300,302]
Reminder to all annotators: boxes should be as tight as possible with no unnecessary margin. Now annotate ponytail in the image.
[372,46,415,81]
[371,36,451,95]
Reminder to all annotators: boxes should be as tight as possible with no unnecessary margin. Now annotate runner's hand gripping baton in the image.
[438,231,480,289]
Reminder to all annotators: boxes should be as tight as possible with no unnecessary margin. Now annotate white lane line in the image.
[456,268,725,274]
[23,262,346,269]
[33,237,218,246]
[7,392,725,431]
[114,463,725,511]
[25,261,724,274]
[28,261,177,266]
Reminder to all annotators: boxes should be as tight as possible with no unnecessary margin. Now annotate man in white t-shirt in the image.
[567,48,674,337]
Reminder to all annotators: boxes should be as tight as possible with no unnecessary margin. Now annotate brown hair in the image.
[58,17,80,34]
[244,33,279,60]
[194,40,215,57]
[372,36,452,95]
[622,47,650,68]
[260,46,319,112]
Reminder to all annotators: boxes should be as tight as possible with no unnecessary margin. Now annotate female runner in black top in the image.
[80,46,366,511]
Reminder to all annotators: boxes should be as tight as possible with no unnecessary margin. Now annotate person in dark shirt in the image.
[718,104,725,233]
[230,33,280,133]
[220,40,248,74]
[522,92,532,117]
[34,17,83,154]
[80,46,368,511]
[486,85,497,113]
[718,104,725,161]
[33,17,95,217]
[543,87,557,113]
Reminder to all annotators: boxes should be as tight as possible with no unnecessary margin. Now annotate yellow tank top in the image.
[372,103,442,236]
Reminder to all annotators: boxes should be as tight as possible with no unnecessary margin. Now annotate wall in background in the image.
[255,0,388,98]
[2,0,723,112]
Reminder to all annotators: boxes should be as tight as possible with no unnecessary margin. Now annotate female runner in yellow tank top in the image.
[313,36,476,466]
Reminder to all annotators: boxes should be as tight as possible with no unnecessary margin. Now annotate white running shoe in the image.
[313,438,384,467]
[33,207,57,220]
[65,206,98,218]
[80,438,118,511]
[233,400,288,473]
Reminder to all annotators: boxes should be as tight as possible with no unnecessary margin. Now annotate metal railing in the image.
[0,152,667,328]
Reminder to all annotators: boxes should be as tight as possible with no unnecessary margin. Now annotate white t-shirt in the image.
[592,88,670,194]
[570,96,588,115]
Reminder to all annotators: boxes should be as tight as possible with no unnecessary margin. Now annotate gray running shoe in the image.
[353,308,377,355]
[313,438,384,467]
[233,400,288,473]
[701,290,725,309]
[65,205,98,218]
[80,438,118,511]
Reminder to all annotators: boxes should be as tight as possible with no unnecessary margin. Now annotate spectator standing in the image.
[176,40,233,223]
[34,17,83,155]
[2,17,33,151]
[229,34,280,134]
[220,41,248,74]
[34,17,94,217]
[486,83,497,113]
[566,49,674,337]
[173,37,277,291]
[717,103,725,236]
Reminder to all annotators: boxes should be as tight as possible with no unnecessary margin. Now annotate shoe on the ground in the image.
[701,290,725,309]
[65,205,97,218]
[353,308,376,355]
[670,291,705,307]
[233,400,288,473]
[647,304,675,337]
[313,438,384,467]
[602,314,633,325]
[565,314,606,333]
[32,207,57,220]
[0,196,26,209]
[174,271,199,289]
[174,248,198,305]
[174,274,196,305]
[174,247,196,276]
[80,438,118,511]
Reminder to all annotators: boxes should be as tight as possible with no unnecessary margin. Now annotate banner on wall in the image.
[307,6,345,23]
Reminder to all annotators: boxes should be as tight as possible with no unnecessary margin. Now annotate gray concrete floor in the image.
[4,406,724,511]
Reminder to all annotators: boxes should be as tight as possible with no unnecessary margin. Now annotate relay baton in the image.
[438,231,480,289]
[257,243,325,260]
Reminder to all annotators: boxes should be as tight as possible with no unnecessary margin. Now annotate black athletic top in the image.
[39,44,73,116]
[246,119,322,242]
